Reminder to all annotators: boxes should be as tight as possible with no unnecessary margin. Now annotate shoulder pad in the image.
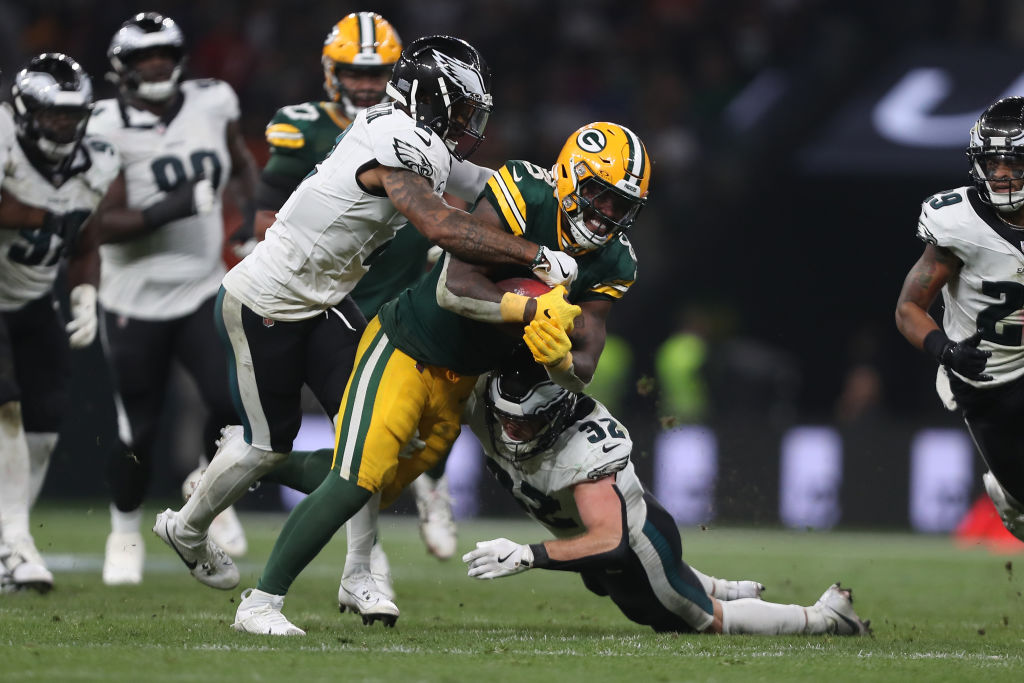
[182,79,239,119]
[485,160,556,236]
[916,186,974,248]
[266,122,305,149]
[369,112,450,182]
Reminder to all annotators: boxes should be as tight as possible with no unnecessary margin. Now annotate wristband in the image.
[530,246,546,269]
[499,292,530,323]
[528,543,548,569]
[922,329,950,361]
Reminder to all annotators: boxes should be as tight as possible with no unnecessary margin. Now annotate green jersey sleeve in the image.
[263,101,352,187]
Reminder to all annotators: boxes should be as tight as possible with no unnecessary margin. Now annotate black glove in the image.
[923,330,993,382]
[141,176,214,230]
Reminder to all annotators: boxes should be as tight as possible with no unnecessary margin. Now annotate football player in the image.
[228,122,645,635]
[154,35,576,610]
[896,96,1024,544]
[253,14,453,607]
[459,356,871,636]
[86,12,259,585]
[0,53,119,592]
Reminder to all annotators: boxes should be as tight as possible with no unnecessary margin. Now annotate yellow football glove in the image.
[532,285,581,333]
[523,319,573,371]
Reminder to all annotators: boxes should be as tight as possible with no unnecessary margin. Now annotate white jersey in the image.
[87,79,239,320]
[916,186,1024,386]
[0,106,120,312]
[465,379,648,542]
[224,102,453,321]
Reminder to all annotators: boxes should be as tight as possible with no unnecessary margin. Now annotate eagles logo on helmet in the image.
[107,12,185,103]
[385,35,493,161]
[11,52,94,164]
[322,12,403,120]
[553,122,651,255]
[967,96,1024,214]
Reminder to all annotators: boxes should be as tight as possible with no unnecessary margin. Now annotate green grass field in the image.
[2,504,1022,682]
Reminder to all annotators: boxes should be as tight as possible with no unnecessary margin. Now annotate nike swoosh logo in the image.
[165,529,198,570]
[512,167,523,182]
[497,551,514,563]
[413,129,432,146]
[833,611,862,634]
[602,444,617,453]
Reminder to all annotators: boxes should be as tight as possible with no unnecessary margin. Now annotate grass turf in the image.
[2,504,1022,682]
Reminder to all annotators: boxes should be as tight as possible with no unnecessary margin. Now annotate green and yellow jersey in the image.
[262,100,433,319]
[379,159,638,376]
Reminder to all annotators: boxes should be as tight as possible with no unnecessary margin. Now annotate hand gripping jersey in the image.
[916,186,1024,386]
[225,102,453,320]
[0,106,120,312]
[379,159,639,375]
[262,99,434,320]
[464,379,645,541]
[87,79,239,320]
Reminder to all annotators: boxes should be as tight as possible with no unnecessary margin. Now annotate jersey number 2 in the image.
[977,280,1024,345]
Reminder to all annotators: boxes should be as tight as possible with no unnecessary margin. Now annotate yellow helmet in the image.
[553,122,651,254]
[322,12,402,118]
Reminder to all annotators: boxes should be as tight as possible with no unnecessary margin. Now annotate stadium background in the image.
[5,0,1024,533]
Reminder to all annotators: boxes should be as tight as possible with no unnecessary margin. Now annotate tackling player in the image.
[154,36,577,600]
[0,54,118,592]
[87,12,259,585]
[896,96,1024,545]
[460,356,871,636]
[229,121,646,635]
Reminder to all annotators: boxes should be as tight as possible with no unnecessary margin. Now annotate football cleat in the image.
[0,539,53,593]
[153,509,239,590]
[370,540,396,601]
[102,531,144,585]
[338,572,400,627]
[412,474,457,560]
[232,588,305,636]
[814,582,871,636]
[182,459,248,557]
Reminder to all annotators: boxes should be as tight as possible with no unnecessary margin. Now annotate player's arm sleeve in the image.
[257,112,318,211]
[372,125,448,181]
[447,158,496,203]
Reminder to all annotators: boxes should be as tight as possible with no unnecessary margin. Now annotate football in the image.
[496,277,552,297]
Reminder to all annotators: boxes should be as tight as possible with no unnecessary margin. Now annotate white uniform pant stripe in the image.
[219,290,273,450]
[339,331,391,480]
[632,533,715,631]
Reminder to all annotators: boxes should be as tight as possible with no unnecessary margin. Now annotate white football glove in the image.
[462,538,534,579]
[66,284,97,348]
[532,246,578,288]
[193,177,215,214]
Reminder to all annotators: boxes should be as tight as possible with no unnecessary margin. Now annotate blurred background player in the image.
[896,96,1024,546]
[157,35,575,616]
[462,356,870,637]
[230,121,641,635]
[0,53,117,591]
[86,12,258,585]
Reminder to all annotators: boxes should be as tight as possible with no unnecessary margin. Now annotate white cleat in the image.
[182,446,249,558]
[338,572,400,627]
[412,474,457,560]
[153,509,239,590]
[1,540,53,593]
[232,588,305,636]
[370,540,396,601]
[102,531,144,585]
[815,582,871,636]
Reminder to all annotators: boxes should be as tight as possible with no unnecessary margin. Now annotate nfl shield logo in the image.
[262,317,275,328]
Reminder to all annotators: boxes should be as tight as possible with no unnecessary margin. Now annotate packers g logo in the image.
[577,129,606,153]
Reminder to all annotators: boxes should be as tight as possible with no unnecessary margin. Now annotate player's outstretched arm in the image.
[379,166,561,272]
[462,476,628,579]
[225,120,259,243]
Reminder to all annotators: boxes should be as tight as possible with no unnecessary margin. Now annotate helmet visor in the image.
[35,106,92,144]
[575,175,646,237]
[446,96,490,160]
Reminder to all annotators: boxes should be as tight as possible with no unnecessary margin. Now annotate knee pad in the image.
[983,471,1024,541]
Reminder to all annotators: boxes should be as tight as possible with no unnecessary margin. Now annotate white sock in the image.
[110,503,142,534]
[178,436,285,542]
[690,566,762,601]
[0,402,32,541]
[720,598,811,635]
[25,432,58,507]
[343,491,381,578]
